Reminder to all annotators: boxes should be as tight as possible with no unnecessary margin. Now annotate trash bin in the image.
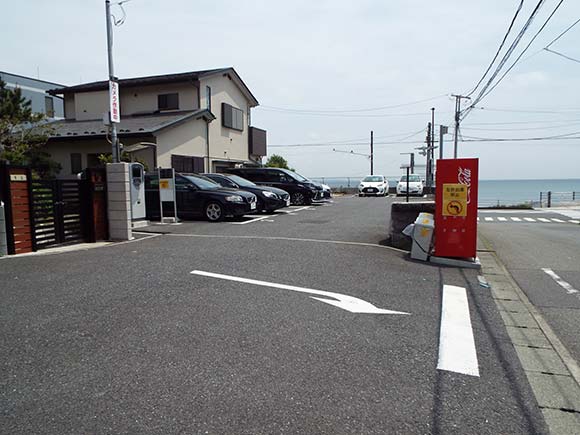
[411,212,434,261]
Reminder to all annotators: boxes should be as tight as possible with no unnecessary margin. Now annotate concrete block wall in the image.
[388,201,435,250]
[106,163,133,241]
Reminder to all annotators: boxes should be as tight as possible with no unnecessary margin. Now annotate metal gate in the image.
[31,180,86,249]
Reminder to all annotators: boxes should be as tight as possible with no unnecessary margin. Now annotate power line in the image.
[475,106,580,114]
[461,129,580,141]
[466,0,525,97]
[268,129,426,148]
[545,16,580,48]
[462,121,580,131]
[257,94,447,114]
[257,109,453,119]
[476,0,566,102]
[543,47,580,63]
[466,118,580,125]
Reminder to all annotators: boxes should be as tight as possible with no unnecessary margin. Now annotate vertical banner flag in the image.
[109,80,120,123]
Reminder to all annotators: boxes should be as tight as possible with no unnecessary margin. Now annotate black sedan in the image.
[203,173,290,213]
[145,173,257,222]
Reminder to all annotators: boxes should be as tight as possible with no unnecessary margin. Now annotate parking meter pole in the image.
[172,170,178,222]
[406,167,410,203]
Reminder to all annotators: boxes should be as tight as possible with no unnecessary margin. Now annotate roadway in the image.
[0,196,547,434]
[478,208,580,364]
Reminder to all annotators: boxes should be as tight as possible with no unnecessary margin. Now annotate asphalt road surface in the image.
[478,208,580,364]
[1,197,547,434]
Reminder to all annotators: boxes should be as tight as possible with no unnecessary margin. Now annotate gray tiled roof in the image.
[47,109,214,140]
[48,68,230,94]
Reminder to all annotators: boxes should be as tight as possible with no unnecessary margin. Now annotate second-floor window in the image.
[158,93,179,111]
[222,103,243,131]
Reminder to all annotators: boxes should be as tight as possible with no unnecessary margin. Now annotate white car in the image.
[358,175,389,197]
[396,174,424,196]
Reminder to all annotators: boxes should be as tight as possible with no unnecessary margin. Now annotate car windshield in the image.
[363,176,383,182]
[400,175,421,182]
[227,174,256,187]
[184,175,220,189]
[282,169,308,182]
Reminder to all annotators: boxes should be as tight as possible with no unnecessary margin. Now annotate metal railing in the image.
[539,191,580,208]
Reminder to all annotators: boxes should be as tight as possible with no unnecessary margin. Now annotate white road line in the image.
[570,220,580,224]
[537,218,551,223]
[437,285,480,377]
[280,206,311,214]
[477,217,480,221]
[542,268,579,295]
[510,217,522,222]
[484,217,493,222]
[551,218,565,223]
[190,270,410,315]
[230,215,273,225]
[524,217,536,222]
[497,217,508,222]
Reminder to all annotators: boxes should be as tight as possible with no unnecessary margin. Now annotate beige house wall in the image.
[64,94,75,119]
[200,75,250,164]
[74,91,109,121]
[68,83,199,121]
[154,118,207,168]
[45,136,154,178]
[120,82,199,116]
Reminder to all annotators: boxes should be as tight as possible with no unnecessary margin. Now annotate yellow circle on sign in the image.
[159,180,169,189]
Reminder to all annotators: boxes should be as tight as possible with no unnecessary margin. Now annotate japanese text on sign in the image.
[442,183,467,217]
[109,80,120,123]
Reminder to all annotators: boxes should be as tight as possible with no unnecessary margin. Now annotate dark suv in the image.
[145,173,257,222]
[225,168,323,205]
[203,173,290,213]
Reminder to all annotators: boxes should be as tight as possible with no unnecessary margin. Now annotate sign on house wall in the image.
[109,80,120,123]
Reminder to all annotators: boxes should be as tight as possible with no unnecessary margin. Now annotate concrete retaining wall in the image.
[388,201,435,250]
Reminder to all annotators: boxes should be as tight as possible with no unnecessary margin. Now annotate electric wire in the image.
[465,0,525,97]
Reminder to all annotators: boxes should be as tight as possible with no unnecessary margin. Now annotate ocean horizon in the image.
[308,177,580,207]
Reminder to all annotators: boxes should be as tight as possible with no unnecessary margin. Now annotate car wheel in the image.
[205,202,224,222]
[291,192,306,205]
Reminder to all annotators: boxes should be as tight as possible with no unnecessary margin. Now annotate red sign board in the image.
[434,158,479,258]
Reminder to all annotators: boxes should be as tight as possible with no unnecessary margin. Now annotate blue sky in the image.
[2,0,579,179]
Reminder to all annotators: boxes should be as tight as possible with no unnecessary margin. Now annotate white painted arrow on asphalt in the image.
[191,270,410,315]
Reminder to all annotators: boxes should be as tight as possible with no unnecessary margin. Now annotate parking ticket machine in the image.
[130,162,146,220]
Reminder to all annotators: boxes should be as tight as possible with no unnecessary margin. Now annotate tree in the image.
[265,154,295,171]
[0,80,60,178]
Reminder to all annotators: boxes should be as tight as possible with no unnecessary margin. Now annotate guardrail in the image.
[539,191,580,208]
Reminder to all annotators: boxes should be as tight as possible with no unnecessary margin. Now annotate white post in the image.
[0,201,8,256]
[106,163,133,241]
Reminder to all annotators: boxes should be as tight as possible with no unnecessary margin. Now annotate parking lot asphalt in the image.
[0,196,547,434]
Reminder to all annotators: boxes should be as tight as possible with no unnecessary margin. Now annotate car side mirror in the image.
[186,184,197,191]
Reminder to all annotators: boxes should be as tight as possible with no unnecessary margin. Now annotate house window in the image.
[70,153,82,174]
[158,93,179,111]
[45,96,55,118]
[206,86,211,111]
[171,154,204,173]
[222,103,243,131]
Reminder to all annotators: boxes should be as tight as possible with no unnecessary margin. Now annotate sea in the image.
[309,177,580,207]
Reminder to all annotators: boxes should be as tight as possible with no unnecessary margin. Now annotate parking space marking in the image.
[437,285,480,377]
[510,217,522,222]
[230,215,273,225]
[484,217,493,222]
[551,218,565,223]
[497,217,507,222]
[524,217,536,222]
[542,268,579,295]
[537,218,551,223]
[190,270,410,315]
[570,220,580,224]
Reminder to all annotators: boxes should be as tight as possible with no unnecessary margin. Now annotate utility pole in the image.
[429,107,435,188]
[425,122,432,188]
[370,130,374,175]
[451,94,471,159]
[105,0,120,163]
[439,125,448,160]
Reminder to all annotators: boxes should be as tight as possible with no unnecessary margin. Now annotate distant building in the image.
[45,67,267,177]
[0,71,64,119]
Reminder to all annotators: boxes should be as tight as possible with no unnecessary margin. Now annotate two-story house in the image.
[45,68,267,176]
[0,71,64,119]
